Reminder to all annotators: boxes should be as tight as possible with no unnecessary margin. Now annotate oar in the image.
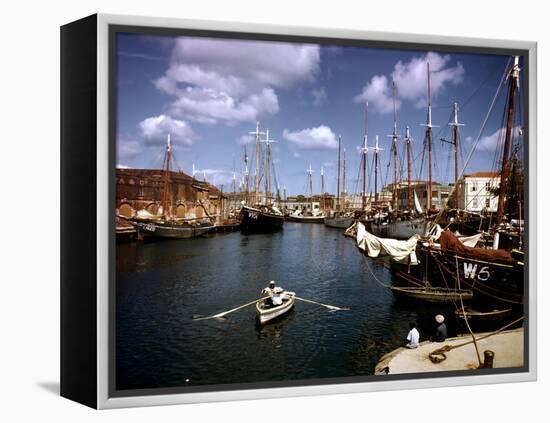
[193,296,271,321]
[294,296,350,311]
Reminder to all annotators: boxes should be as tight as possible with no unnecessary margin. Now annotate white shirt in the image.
[406,328,420,348]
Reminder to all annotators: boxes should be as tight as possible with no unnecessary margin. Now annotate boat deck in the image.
[374,328,523,375]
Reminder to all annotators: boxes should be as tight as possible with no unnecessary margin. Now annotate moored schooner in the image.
[411,56,525,308]
[369,80,428,240]
[120,134,215,239]
[287,164,326,223]
[324,136,354,229]
[240,122,285,233]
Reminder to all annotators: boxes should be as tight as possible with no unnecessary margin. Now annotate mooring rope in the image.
[456,255,482,366]
[428,315,524,364]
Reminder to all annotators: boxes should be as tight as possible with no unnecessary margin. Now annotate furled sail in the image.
[414,190,423,214]
[355,222,419,264]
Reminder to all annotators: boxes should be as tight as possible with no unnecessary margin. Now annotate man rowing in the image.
[261,281,294,308]
[261,281,284,306]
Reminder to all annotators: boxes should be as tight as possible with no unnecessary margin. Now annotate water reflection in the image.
[116,223,461,390]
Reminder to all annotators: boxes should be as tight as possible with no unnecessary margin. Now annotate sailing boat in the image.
[413,56,525,307]
[287,164,326,223]
[324,136,354,229]
[369,81,428,240]
[122,134,215,239]
[240,123,285,233]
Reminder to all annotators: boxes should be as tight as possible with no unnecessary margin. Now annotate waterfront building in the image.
[457,171,500,212]
[116,168,225,221]
[393,181,451,211]
[281,197,322,215]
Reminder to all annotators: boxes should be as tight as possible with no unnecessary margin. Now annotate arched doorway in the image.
[176,204,186,218]
[146,202,159,215]
[118,202,134,217]
[194,206,204,218]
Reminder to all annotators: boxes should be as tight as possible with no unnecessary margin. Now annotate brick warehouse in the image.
[116,168,226,220]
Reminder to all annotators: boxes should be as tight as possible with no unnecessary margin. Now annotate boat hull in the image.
[390,285,473,303]
[423,248,524,306]
[287,215,325,223]
[324,216,354,229]
[455,307,513,322]
[256,296,295,324]
[240,206,284,233]
[370,218,427,240]
[131,220,214,239]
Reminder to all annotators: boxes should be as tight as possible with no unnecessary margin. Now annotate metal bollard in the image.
[481,350,495,368]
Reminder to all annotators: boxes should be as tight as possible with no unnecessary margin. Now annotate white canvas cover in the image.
[355,222,419,264]
[458,233,482,248]
[427,223,482,247]
[136,209,161,220]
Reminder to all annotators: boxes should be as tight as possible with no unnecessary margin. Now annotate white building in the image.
[458,172,500,212]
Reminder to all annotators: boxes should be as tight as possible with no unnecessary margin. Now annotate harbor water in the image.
[116,222,459,390]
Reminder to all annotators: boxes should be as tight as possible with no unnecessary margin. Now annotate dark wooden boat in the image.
[122,134,216,240]
[131,218,214,239]
[239,125,285,234]
[240,205,284,233]
[418,230,524,306]
[455,307,513,322]
[390,285,473,303]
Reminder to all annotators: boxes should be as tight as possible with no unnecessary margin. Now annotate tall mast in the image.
[336,136,341,212]
[342,147,347,209]
[405,126,412,212]
[420,62,438,211]
[496,56,520,224]
[449,102,464,208]
[320,166,325,210]
[307,164,314,205]
[261,129,277,206]
[361,103,369,210]
[388,81,400,210]
[162,133,172,217]
[249,121,265,205]
[372,136,384,202]
[243,145,249,201]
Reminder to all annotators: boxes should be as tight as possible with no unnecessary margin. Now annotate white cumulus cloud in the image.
[116,136,143,162]
[354,52,464,113]
[354,74,397,114]
[477,126,522,151]
[195,168,235,186]
[237,134,255,145]
[283,125,338,150]
[139,114,195,146]
[154,37,320,125]
[312,87,327,107]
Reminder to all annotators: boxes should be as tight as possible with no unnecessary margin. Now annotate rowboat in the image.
[256,293,295,324]
[389,286,473,303]
[455,307,513,322]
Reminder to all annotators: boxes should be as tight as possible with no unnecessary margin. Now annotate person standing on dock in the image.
[405,321,420,349]
[433,314,447,342]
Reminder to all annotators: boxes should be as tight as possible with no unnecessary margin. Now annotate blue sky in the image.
[116,33,520,196]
